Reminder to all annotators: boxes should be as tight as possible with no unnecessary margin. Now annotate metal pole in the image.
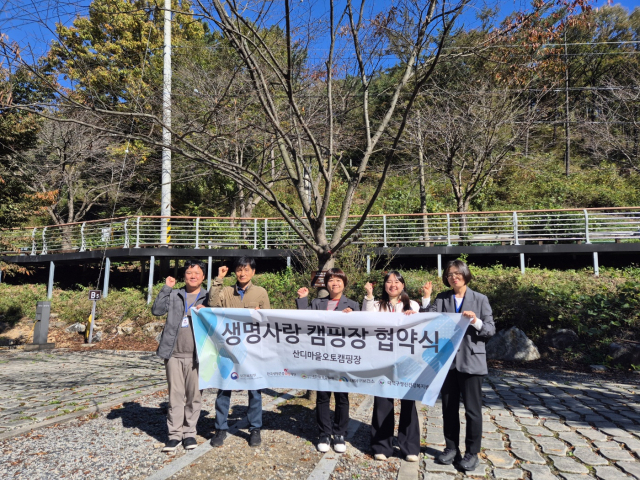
[287,256,291,268]
[147,255,155,304]
[383,215,388,247]
[437,254,442,278]
[446,214,452,246]
[593,252,599,277]
[513,212,519,245]
[366,255,371,274]
[135,216,140,248]
[584,209,591,244]
[264,219,268,249]
[195,217,200,248]
[80,223,86,252]
[207,256,212,291]
[31,227,37,255]
[160,0,172,244]
[253,219,258,249]
[47,261,55,299]
[42,227,48,255]
[520,253,525,275]
[88,300,96,344]
[103,257,111,298]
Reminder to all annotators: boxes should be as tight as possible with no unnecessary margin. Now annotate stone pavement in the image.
[0,349,165,436]
[421,372,640,480]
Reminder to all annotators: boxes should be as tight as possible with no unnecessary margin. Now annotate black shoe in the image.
[249,429,262,447]
[436,447,461,465]
[210,430,227,447]
[162,439,181,452]
[183,437,197,450]
[458,452,480,471]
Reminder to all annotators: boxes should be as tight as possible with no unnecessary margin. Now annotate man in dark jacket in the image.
[152,259,208,452]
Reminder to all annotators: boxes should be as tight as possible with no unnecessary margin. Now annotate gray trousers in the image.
[165,356,202,441]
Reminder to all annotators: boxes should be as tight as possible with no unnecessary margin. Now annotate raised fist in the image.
[297,287,309,298]
[422,281,433,299]
[364,282,373,297]
[218,265,229,278]
[165,276,176,288]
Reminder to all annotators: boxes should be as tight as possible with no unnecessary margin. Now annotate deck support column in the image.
[147,256,155,304]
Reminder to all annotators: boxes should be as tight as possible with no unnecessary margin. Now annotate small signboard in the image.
[88,290,102,301]
[311,271,327,288]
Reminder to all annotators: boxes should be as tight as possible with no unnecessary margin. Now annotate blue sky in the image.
[1,0,638,62]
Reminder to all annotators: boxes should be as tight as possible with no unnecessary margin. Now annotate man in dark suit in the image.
[421,259,495,471]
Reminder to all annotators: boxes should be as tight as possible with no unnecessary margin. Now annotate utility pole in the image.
[161,0,172,244]
[564,30,570,177]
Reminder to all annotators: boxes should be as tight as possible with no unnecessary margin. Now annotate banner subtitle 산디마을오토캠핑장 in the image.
[191,308,469,406]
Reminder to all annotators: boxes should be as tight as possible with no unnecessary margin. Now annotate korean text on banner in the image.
[192,308,469,406]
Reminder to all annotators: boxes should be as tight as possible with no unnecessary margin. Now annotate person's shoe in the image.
[436,448,461,465]
[210,430,227,447]
[162,439,181,452]
[183,437,197,450]
[317,436,330,453]
[249,429,262,447]
[374,453,387,461]
[333,435,346,453]
[458,452,480,471]
[406,455,419,462]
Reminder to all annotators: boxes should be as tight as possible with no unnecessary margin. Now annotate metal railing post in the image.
[195,217,200,249]
[42,227,48,255]
[123,219,129,248]
[104,257,111,298]
[47,261,55,299]
[383,215,388,247]
[520,253,525,275]
[437,254,442,277]
[264,219,268,249]
[513,212,520,245]
[147,255,155,304]
[446,214,452,246]
[207,256,212,290]
[31,228,37,255]
[135,216,141,248]
[80,223,86,252]
[253,219,258,249]
[367,255,371,274]
[593,252,599,277]
[584,209,591,244]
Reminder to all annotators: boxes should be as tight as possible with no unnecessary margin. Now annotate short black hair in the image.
[325,268,348,287]
[183,259,206,275]
[442,259,472,287]
[235,256,256,271]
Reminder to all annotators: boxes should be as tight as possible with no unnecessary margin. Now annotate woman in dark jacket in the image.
[421,259,495,471]
[296,267,360,454]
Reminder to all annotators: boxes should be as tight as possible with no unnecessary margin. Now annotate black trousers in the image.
[370,396,420,457]
[316,391,350,437]
[441,369,484,454]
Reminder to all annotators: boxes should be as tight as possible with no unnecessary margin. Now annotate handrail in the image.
[1,207,639,256]
[3,206,640,231]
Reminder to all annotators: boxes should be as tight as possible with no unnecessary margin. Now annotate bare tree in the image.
[584,74,640,172]
[414,79,542,225]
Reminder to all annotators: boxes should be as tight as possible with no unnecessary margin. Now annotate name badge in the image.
[181,316,189,328]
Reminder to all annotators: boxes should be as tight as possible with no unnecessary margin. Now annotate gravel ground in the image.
[168,393,377,480]
[0,387,292,480]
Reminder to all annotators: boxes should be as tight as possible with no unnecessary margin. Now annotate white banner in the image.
[192,308,469,406]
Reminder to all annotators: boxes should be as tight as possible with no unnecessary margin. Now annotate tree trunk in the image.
[418,143,430,246]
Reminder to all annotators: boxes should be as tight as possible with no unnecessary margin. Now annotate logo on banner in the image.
[379,380,385,385]
[284,369,291,376]
[230,372,239,380]
[301,374,307,379]
[339,376,349,382]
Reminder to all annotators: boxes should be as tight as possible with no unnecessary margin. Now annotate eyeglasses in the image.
[446,272,463,279]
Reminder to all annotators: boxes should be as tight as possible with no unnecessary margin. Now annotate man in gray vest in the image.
[153,259,208,452]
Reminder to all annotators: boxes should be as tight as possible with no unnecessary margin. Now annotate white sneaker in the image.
[333,435,346,453]
[374,453,387,461]
[406,455,419,462]
[317,436,330,453]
